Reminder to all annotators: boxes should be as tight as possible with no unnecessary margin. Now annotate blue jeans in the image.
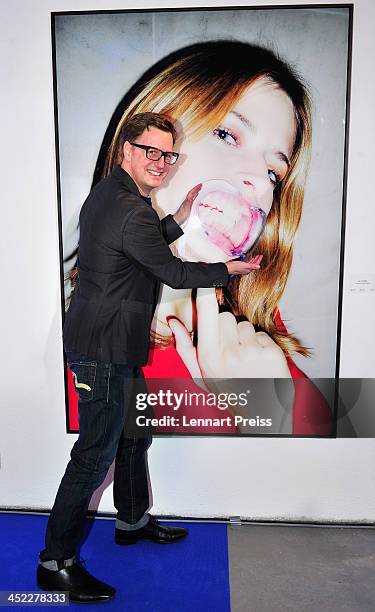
[39,352,152,562]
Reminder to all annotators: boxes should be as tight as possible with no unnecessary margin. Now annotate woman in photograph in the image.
[71,40,332,435]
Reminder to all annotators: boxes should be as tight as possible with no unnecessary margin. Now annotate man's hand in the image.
[173,183,202,226]
[226,255,263,276]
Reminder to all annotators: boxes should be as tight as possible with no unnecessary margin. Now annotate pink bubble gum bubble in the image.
[191,179,267,258]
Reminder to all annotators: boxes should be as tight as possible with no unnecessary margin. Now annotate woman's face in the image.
[154,77,297,262]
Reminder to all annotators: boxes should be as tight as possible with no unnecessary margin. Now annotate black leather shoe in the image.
[37,561,116,603]
[115,517,188,545]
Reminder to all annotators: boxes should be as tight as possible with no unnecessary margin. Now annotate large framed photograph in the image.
[52,5,352,437]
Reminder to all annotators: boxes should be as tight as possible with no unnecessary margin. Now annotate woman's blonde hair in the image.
[98,41,312,357]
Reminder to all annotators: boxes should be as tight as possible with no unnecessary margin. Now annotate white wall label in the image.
[348,274,375,293]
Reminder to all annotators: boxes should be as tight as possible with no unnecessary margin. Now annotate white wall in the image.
[1,0,375,523]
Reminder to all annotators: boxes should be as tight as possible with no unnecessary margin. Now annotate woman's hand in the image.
[168,287,292,381]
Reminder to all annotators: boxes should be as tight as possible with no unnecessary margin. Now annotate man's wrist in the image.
[172,213,182,227]
[161,214,184,244]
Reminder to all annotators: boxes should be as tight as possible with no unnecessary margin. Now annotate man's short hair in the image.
[119,112,177,150]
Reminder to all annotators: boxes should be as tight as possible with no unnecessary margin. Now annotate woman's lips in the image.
[193,182,267,257]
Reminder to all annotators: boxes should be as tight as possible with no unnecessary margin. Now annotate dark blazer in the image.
[63,165,228,365]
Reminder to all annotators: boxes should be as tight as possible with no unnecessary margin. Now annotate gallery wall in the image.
[1,0,375,522]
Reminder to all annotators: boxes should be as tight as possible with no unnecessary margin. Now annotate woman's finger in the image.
[218,311,239,347]
[196,287,220,356]
[237,320,256,344]
[255,331,277,348]
[167,318,202,379]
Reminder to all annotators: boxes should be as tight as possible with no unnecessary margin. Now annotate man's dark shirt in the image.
[63,165,228,365]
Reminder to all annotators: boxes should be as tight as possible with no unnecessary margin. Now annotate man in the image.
[37,113,260,603]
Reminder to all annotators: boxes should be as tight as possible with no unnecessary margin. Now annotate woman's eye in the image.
[268,169,281,186]
[213,127,238,147]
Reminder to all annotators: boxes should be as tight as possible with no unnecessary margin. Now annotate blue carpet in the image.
[1,513,230,611]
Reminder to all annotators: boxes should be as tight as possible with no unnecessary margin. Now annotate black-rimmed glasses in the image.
[130,142,179,165]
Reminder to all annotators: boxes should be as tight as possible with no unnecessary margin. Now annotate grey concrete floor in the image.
[228,524,375,612]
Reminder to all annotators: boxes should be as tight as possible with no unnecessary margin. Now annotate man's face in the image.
[121,126,174,197]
